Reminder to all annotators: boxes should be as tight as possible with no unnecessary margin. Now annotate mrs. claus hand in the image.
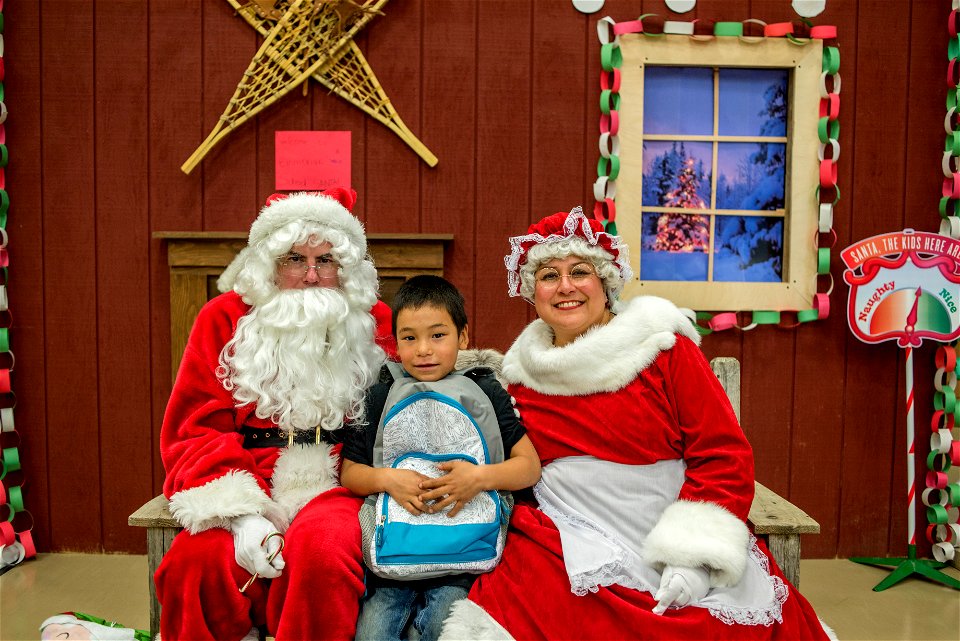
[652,565,710,615]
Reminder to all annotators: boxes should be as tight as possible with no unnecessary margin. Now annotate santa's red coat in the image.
[160,291,394,532]
[155,291,393,641]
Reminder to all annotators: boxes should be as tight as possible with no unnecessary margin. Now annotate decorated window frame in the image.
[595,20,839,328]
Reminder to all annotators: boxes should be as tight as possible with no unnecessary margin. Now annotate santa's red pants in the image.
[155,488,365,641]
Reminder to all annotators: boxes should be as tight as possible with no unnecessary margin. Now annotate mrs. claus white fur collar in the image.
[501,296,700,396]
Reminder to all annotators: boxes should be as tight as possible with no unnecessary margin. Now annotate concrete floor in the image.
[2,553,958,641]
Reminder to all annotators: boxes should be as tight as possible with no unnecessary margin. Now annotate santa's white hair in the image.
[216,215,384,432]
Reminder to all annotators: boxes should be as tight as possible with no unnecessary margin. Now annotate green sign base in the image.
[850,545,960,591]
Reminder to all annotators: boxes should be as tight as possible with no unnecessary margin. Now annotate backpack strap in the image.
[384,360,407,381]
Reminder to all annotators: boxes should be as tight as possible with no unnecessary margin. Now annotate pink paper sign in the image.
[275,131,351,190]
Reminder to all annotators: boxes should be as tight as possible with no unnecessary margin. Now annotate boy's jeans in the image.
[355,583,469,641]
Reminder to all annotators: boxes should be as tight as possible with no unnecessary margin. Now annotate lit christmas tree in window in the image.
[653,158,710,252]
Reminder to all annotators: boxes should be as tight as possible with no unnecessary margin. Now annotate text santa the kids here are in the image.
[842,229,960,344]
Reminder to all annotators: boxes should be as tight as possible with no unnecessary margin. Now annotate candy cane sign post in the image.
[842,228,960,591]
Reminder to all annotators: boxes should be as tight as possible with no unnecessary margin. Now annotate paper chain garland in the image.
[924,5,960,564]
[0,0,34,573]
[928,347,960,562]
[593,16,839,334]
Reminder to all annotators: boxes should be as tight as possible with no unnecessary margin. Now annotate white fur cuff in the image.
[168,470,270,534]
[819,617,839,641]
[269,443,339,524]
[642,500,749,587]
[439,600,514,641]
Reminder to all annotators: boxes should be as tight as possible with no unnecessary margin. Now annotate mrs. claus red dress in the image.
[448,296,832,641]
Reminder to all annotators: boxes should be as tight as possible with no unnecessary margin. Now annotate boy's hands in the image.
[384,468,432,515]
[417,460,485,517]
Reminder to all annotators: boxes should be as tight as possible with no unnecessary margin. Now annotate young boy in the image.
[340,275,541,641]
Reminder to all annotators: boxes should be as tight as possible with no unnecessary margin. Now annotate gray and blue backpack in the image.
[358,361,513,580]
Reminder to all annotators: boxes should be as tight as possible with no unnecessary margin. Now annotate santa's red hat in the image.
[218,188,366,290]
[247,188,363,251]
[216,187,378,308]
[504,206,632,300]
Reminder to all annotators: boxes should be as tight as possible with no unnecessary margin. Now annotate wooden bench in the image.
[130,355,819,639]
[710,357,821,589]
[128,495,181,639]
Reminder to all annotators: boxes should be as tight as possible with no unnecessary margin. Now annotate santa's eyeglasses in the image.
[277,253,340,277]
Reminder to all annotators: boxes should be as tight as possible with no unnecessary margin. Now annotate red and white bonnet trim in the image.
[504,206,632,299]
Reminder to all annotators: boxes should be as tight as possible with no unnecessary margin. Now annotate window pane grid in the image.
[640,65,789,284]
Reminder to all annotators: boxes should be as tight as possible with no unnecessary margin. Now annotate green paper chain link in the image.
[926,9,960,552]
[0,3,30,567]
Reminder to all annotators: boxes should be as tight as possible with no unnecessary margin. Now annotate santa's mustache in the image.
[254,287,352,331]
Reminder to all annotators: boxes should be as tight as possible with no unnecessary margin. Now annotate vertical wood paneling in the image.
[529,0,591,330]
[534,0,590,216]
[839,0,911,558]
[790,0,859,559]
[9,1,955,558]
[421,1,477,322]
[94,0,153,552]
[474,2,531,350]
[40,1,100,550]
[361,1,423,233]
[747,0,795,24]
[4,1,49,551]
[148,0,206,495]
[200,1,259,230]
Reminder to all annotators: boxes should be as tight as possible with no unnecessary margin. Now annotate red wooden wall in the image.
[4,0,950,558]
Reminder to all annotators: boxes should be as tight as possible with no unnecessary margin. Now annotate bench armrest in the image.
[128,494,178,528]
[748,481,820,535]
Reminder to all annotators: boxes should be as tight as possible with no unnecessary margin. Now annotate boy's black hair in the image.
[391,275,468,336]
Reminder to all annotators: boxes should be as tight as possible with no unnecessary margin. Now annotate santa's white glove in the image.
[652,565,710,615]
[229,514,285,579]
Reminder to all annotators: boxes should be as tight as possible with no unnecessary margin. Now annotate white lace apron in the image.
[534,456,788,626]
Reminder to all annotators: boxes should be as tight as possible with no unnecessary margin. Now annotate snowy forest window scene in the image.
[613,35,822,311]
[640,66,788,283]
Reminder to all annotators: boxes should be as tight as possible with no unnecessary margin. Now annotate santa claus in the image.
[154,188,394,641]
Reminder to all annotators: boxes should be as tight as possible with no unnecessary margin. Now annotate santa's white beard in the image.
[217,287,384,432]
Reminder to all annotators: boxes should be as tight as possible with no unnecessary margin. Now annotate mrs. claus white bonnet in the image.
[504,206,633,311]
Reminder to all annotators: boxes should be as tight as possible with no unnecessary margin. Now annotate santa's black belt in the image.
[240,426,322,448]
